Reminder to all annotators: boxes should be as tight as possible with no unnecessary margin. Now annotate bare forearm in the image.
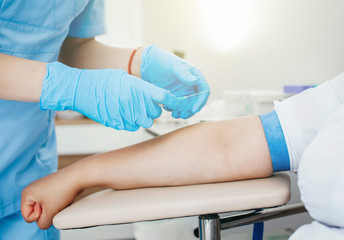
[21,115,273,228]
[58,38,142,78]
[72,116,273,191]
[0,53,46,101]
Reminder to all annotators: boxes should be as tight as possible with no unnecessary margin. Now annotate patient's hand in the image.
[21,168,82,230]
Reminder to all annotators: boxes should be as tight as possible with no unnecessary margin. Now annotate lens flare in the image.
[198,0,253,51]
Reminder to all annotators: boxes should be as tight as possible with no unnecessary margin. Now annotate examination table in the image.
[53,173,306,240]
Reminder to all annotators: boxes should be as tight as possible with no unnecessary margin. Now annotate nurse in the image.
[0,1,209,239]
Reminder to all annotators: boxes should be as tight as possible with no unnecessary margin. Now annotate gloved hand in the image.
[141,45,210,119]
[40,62,177,131]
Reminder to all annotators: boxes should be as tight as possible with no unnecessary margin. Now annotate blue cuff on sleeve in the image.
[259,111,290,172]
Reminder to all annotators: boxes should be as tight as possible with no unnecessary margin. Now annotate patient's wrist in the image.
[72,155,111,190]
[64,157,97,192]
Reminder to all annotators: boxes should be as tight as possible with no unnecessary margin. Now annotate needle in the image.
[177,90,210,100]
[158,90,210,107]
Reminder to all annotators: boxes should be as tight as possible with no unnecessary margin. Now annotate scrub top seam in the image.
[52,0,56,30]
[0,48,56,55]
[0,16,57,31]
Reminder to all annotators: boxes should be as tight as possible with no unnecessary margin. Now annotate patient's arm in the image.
[21,115,272,229]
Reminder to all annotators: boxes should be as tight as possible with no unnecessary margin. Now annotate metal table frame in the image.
[196,203,306,240]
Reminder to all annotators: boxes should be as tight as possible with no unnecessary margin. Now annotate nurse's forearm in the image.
[71,116,273,191]
[58,37,142,78]
[0,53,46,101]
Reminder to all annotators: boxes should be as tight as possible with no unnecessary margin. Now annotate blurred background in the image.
[98,0,344,95]
[59,0,344,239]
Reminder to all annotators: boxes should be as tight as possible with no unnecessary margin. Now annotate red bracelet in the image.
[128,48,138,75]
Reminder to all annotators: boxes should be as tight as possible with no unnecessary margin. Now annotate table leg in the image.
[198,214,221,240]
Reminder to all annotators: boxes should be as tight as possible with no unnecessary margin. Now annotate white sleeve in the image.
[274,72,344,171]
[289,104,344,239]
[289,221,344,240]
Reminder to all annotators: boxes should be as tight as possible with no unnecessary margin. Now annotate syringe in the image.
[177,90,210,100]
[158,90,210,107]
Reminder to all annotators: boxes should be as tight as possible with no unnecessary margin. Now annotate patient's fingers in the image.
[21,199,41,223]
[36,208,54,230]
[21,202,33,222]
[33,202,42,219]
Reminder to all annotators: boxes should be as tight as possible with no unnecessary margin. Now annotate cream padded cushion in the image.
[53,173,290,229]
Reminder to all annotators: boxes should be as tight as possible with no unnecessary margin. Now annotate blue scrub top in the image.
[0,0,106,218]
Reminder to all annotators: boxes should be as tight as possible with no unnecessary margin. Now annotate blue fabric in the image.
[0,211,60,240]
[259,111,290,172]
[0,0,105,237]
[68,0,106,38]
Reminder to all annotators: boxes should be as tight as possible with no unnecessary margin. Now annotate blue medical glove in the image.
[40,62,177,131]
[140,45,210,119]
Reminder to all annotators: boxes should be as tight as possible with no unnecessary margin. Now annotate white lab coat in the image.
[274,73,344,239]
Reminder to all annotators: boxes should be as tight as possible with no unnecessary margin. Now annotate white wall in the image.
[100,0,344,97]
